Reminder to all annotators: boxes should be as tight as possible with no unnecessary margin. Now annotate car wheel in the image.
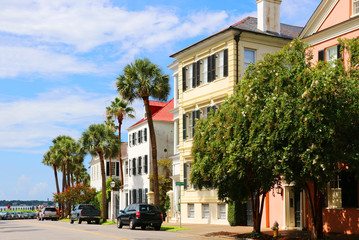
[41,217,44,221]
[95,219,100,224]
[87,220,91,224]
[129,219,135,230]
[117,219,123,228]
[78,218,82,224]
[70,219,74,224]
[154,225,161,231]
[141,226,146,230]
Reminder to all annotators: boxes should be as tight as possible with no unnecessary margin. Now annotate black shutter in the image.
[116,162,119,176]
[144,188,148,203]
[212,105,216,113]
[318,50,324,61]
[192,63,196,88]
[106,161,110,176]
[144,155,148,174]
[183,113,187,140]
[207,56,212,82]
[133,190,137,204]
[138,156,142,175]
[197,61,201,86]
[224,49,228,77]
[196,109,201,120]
[129,190,132,204]
[144,128,147,142]
[132,158,136,176]
[192,111,196,137]
[184,163,187,190]
[212,54,216,80]
[207,106,212,117]
[337,44,342,59]
[182,67,186,91]
[139,189,142,203]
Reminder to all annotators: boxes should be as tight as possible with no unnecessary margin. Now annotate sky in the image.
[0,0,321,201]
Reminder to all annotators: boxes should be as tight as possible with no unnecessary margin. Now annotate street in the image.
[0,219,195,240]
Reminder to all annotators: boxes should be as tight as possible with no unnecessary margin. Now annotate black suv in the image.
[117,203,163,230]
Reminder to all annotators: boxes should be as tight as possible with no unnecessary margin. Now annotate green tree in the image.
[81,123,121,221]
[105,97,135,185]
[42,147,61,196]
[116,58,170,205]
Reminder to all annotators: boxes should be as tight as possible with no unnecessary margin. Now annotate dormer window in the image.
[353,0,359,16]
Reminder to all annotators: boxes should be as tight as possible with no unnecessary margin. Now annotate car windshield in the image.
[139,205,158,211]
[45,208,57,212]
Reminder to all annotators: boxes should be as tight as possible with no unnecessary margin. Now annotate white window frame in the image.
[244,48,256,71]
[216,51,224,79]
[353,0,359,16]
[218,204,226,219]
[202,204,210,219]
[326,45,337,65]
[188,204,195,218]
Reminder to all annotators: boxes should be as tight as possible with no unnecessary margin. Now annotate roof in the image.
[170,17,303,58]
[129,99,174,129]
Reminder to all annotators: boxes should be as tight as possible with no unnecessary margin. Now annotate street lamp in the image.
[111,180,116,222]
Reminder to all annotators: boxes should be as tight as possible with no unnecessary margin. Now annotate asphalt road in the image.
[0,219,195,240]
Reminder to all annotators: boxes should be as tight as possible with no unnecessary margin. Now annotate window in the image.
[144,128,147,142]
[218,204,226,219]
[182,49,228,92]
[191,110,200,137]
[244,48,255,70]
[327,171,358,208]
[183,113,187,141]
[125,161,128,176]
[106,161,110,176]
[138,189,143,203]
[144,155,148,174]
[132,189,137,204]
[116,162,119,176]
[144,188,148,203]
[188,204,195,218]
[138,156,142,175]
[129,190,132,204]
[126,193,128,207]
[201,58,208,84]
[202,204,210,219]
[132,132,136,145]
[129,135,132,147]
[138,130,143,144]
[132,158,136,176]
[326,45,338,64]
[353,0,359,16]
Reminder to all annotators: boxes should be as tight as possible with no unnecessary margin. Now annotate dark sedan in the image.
[117,203,162,230]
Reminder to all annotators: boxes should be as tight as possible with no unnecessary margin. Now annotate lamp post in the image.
[111,180,116,222]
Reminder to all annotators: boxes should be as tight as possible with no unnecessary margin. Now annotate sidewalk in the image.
[162,221,359,240]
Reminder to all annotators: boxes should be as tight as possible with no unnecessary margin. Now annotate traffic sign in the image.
[176,181,184,186]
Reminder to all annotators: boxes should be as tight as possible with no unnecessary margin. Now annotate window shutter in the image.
[129,159,131,176]
[207,106,212,117]
[184,163,187,190]
[133,190,137,204]
[212,54,216,81]
[138,189,142,203]
[212,105,216,113]
[224,49,228,77]
[129,190,132,204]
[192,111,196,137]
[132,158,136,176]
[116,162,119,176]
[318,50,324,61]
[138,156,142,175]
[182,67,186,91]
[196,61,201,86]
[129,135,132,147]
[207,56,212,82]
[192,62,196,88]
[144,188,148,203]
[144,155,148,174]
[106,161,110,176]
[183,114,187,140]
[144,128,147,142]
[337,44,342,59]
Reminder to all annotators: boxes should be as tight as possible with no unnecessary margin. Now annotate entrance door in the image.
[294,191,301,228]
[246,201,253,226]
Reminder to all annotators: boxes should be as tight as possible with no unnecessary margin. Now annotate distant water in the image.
[0,206,35,211]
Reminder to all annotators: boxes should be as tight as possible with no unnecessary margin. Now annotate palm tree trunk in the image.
[143,96,159,205]
[118,118,124,188]
[53,165,60,194]
[99,152,108,221]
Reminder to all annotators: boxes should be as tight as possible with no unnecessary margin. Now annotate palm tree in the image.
[81,123,121,221]
[105,97,135,186]
[116,58,170,205]
[42,147,61,195]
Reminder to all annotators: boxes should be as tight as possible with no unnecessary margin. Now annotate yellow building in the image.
[168,0,303,225]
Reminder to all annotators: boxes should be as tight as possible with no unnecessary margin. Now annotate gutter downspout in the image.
[234,32,242,85]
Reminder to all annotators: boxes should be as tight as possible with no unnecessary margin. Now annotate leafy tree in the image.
[105,97,135,185]
[81,123,121,221]
[42,147,61,196]
[116,58,170,205]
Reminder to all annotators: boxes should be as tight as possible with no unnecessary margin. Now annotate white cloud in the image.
[0,88,145,151]
[14,175,32,194]
[0,46,97,78]
[29,182,49,197]
[281,0,321,27]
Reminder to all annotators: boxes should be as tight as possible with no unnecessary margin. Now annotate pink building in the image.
[262,0,359,235]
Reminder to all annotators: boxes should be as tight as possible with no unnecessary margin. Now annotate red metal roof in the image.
[129,99,174,128]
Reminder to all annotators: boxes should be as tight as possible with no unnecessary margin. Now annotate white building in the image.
[120,99,174,210]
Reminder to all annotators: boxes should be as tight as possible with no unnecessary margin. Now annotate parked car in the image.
[9,212,17,219]
[23,212,30,219]
[70,204,101,224]
[38,207,59,221]
[29,212,37,219]
[15,211,24,219]
[117,203,163,230]
[0,212,11,220]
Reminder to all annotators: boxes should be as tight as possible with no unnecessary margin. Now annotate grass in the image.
[161,226,191,232]
[60,218,115,225]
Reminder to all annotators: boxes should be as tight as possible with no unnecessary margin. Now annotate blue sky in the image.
[0,0,320,201]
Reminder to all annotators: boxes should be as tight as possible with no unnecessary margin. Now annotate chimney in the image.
[257,0,281,34]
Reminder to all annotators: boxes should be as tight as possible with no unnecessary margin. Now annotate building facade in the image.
[120,99,174,210]
[168,0,302,225]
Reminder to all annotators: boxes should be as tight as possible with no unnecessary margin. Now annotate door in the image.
[246,201,253,226]
[294,191,301,228]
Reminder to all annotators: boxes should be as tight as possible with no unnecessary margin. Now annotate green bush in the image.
[227,201,246,226]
